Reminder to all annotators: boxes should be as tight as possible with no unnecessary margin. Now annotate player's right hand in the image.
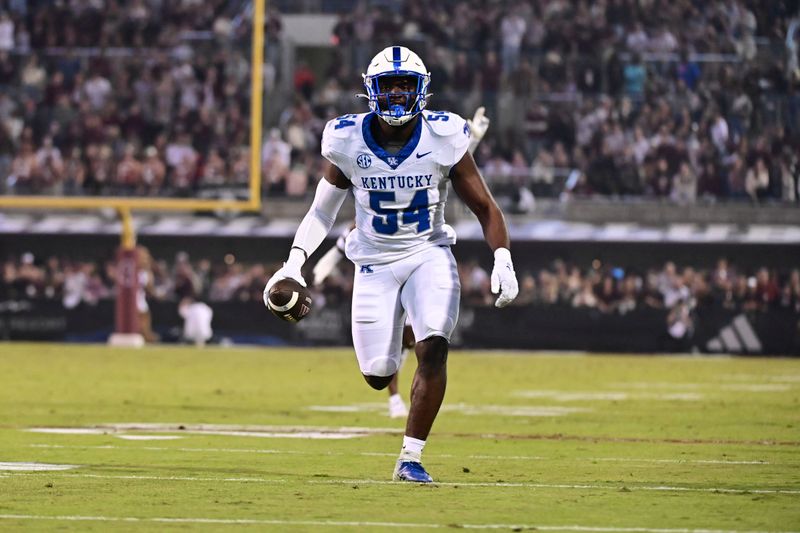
[263,260,307,307]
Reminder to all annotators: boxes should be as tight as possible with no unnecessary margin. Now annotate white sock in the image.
[389,393,404,407]
[399,435,425,463]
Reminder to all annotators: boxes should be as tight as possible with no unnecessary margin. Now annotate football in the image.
[266,278,313,323]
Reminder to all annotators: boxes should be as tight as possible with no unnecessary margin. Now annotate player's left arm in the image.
[450,152,519,308]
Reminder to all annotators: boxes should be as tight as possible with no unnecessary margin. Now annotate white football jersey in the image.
[321,110,470,265]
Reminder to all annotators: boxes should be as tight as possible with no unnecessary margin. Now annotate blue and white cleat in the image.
[393,460,433,483]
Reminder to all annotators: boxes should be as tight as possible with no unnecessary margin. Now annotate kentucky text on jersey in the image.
[360,175,433,190]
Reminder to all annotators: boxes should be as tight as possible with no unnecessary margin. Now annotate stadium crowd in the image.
[0,0,798,203]
[2,250,798,319]
[0,0,256,196]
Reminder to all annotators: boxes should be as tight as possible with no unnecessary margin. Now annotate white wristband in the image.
[286,247,306,269]
[494,247,512,264]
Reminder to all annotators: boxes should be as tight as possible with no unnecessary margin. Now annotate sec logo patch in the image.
[357,153,372,169]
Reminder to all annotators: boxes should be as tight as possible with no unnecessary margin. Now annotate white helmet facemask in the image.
[358,46,431,126]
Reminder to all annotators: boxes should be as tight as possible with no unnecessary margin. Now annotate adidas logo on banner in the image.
[706,314,763,354]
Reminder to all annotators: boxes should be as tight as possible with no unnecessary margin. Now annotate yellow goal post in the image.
[0,0,265,217]
[0,1,266,346]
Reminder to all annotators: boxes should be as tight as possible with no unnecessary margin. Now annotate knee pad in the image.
[366,356,398,377]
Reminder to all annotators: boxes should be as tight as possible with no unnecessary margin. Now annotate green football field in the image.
[0,343,798,531]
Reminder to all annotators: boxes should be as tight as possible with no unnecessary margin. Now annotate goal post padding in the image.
[115,247,140,336]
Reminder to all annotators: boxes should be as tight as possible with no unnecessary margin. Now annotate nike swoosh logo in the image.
[416,151,432,159]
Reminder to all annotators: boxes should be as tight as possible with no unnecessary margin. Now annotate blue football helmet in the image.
[360,46,431,127]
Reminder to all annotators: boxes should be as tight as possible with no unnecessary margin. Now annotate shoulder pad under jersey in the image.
[422,110,470,169]
[422,110,468,137]
[321,113,366,172]
[322,113,364,142]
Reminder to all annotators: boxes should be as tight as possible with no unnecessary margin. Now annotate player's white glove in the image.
[467,106,490,155]
[263,248,307,306]
[490,247,519,308]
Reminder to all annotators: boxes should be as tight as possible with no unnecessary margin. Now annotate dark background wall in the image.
[2,233,798,355]
[2,233,798,273]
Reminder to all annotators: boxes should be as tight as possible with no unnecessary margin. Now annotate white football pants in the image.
[351,245,460,376]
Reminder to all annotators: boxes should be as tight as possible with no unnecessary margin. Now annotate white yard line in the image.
[591,457,769,465]
[0,514,796,533]
[308,403,592,416]
[606,382,796,392]
[4,471,797,495]
[3,473,286,483]
[310,479,800,494]
[513,391,704,401]
[0,462,79,471]
[30,443,354,456]
[114,435,183,441]
[28,444,774,465]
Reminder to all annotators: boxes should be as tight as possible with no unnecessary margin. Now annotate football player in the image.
[311,107,491,420]
[265,46,518,483]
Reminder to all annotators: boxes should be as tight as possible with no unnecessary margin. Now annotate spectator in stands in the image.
[754,268,780,310]
[625,21,648,53]
[676,50,701,91]
[726,157,749,200]
[115,144,143,194]
[595,274,620,314]
[572,278,599,309]
[537,270,560,305]
[0,11,14,51]
[665,299,694,352]
[780,270,800,313]
[141,146,166,193]
[179,295,213,347]
[460,260,492,307]
[262,128,292,195]
[623,53,647,98]
[745,157,771,201]
[710,109,730,153]
[671,161,698,204]
[617,274,640,315]
[778,156,798,202]
[83,69,113,111]
[512,272,537,306]
[500,6,527,75]
[8,139,36,193]
[1,0,798,208]
[697,161,725,199]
